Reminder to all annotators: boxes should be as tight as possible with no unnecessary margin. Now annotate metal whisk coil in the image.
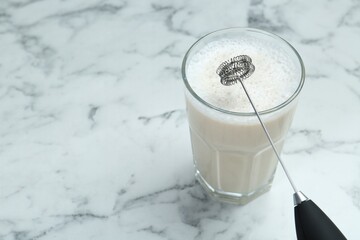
[216,55,255,86]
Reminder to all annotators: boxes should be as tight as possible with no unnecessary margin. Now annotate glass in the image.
[181,28,305,204]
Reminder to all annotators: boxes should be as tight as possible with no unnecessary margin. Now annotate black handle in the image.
[294,200,346,240]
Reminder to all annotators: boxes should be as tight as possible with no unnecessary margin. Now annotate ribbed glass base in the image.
[195,170,273,205]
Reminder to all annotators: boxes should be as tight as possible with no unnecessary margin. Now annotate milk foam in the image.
[187,38,299,112]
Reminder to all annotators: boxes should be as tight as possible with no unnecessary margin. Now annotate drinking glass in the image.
[181,28,305,204]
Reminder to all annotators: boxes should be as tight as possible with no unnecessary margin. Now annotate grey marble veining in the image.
[0,0,359,239]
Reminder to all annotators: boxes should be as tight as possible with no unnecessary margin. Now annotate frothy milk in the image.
[184,35,301,203]
[187,38,299,113]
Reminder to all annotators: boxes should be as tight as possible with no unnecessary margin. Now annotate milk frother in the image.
[217,55,347,240]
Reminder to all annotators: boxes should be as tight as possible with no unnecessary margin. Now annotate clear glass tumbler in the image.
[181,28,305,204]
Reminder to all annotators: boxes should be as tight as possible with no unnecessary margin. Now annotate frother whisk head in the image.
[216,55,255,85]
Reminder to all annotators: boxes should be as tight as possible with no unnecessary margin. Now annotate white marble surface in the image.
[0,0,359,239]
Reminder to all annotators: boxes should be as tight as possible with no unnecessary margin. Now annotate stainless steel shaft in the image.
[237,78,298,193]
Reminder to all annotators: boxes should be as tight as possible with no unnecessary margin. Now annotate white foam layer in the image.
[187,37,299,112]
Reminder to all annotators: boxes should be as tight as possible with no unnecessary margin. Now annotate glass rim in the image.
[181,27,305,117]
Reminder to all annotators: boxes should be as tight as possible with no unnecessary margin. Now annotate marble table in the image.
[1,0,359,239]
